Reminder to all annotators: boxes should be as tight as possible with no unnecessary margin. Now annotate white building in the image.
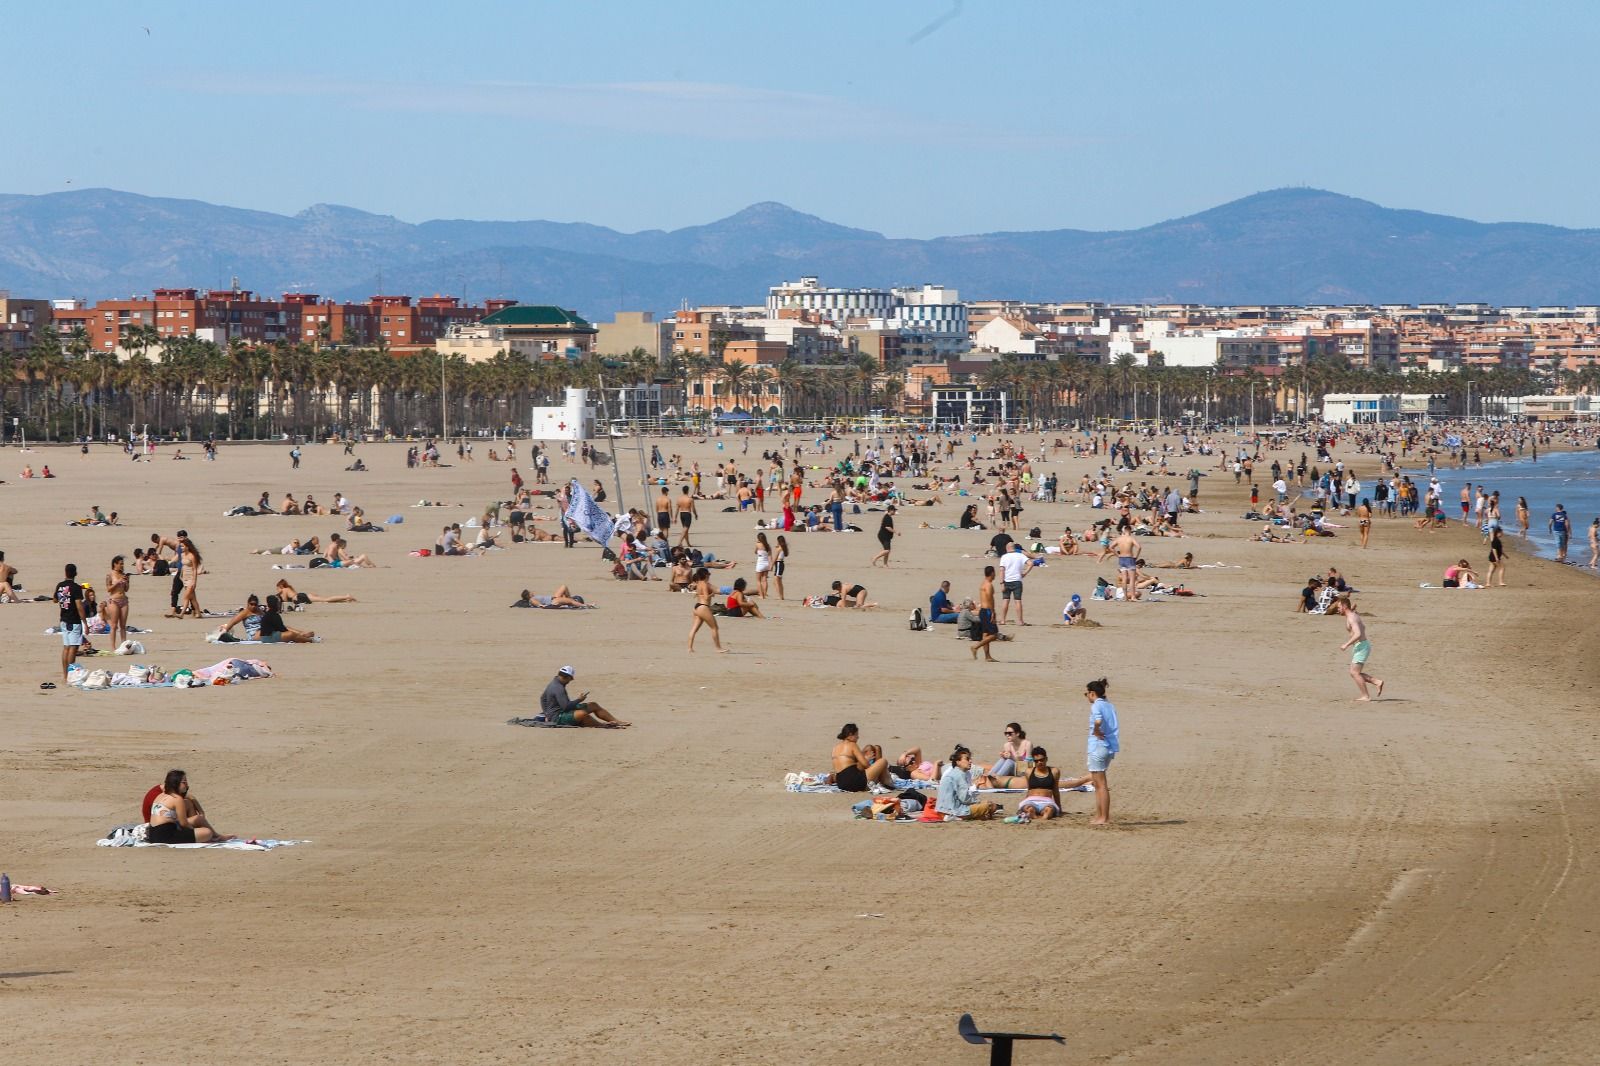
[1321,393,1401,424]
[767,277,967,354]
[974,316,1050,355]
[768,277,894,322]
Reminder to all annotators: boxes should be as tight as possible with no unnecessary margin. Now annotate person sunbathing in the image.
[510,585,591,608]
[281,493,301,515]
[1156,552,1195,569]
[259,595,316,642]
[1057,528,1081,555]
[1012,748,1065,822]
[892,747,942,782]
[274,578,356,605]
[825,723,891,792]
[325,534,375,568]
[256,492,276,514]
[217,594,265,642]
[723,578,764,618]
[1255,524,1293,543]
[303,496,322,515]
[1442,559,1481,589]
[147,769,232,844]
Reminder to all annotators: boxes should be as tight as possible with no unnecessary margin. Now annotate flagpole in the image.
[595,373,627,514]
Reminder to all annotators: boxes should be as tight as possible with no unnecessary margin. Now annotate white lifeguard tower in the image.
[532,388,595,442]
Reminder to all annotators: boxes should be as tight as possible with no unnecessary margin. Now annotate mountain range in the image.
[4,187,1600,315]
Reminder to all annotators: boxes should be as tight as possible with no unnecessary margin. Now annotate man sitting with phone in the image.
[539,665,631,728]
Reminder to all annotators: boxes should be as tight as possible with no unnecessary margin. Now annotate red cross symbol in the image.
[557,421,567,431]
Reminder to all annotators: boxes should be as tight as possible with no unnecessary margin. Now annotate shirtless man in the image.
[1109,528,1141,601]
[655,484,673,536]
[1334,595,1384,701]
[675,486,698,548]
[325,533,375,568]
[972,565,1000,662]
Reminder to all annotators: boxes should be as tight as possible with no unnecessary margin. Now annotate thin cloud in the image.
[156,72,1089,147]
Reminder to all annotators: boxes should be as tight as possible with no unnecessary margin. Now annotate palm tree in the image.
[716,359,752,411]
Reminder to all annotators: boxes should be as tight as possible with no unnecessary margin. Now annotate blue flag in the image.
[564,479,617,546]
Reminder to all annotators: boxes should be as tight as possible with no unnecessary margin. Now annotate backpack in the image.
[909,607,927,631]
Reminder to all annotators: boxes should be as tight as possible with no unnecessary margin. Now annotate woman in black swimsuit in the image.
[146,769,232,844]
[1013,748,1064,821]
[828,723,890,792]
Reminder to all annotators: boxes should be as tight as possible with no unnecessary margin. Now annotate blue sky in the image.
[3,1,1593,236]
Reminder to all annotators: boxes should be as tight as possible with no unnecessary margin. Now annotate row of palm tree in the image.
[0,325,1577,441]
[972,353,1559,425]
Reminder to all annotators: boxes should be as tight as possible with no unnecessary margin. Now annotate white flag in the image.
[564,479,617,546]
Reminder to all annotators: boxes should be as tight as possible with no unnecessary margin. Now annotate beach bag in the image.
[908,607,927,631]
[115,639,145,656]
[81,669,111,689]
[129,664,153,684]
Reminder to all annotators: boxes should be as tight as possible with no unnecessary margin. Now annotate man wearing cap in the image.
[539,666,630,728]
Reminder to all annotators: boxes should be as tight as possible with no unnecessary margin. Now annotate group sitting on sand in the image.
[815,690,1118,824]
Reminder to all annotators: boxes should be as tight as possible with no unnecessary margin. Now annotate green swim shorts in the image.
[1350,639,1372,665]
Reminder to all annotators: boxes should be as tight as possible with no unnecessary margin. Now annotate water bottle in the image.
[1,873,10,903]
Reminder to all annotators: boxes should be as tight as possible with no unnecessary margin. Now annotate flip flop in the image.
[39,682,56,690]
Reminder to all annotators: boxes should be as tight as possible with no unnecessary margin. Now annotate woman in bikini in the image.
[105,554,130,648]
[687,567,725,652]
[177,537,202,618]
[1012,748,1065,821]
[753,532,772,598]
[273,578,357,605]
[1355,498,1373,549]
[147,769,232,844]
[827,723,891,792]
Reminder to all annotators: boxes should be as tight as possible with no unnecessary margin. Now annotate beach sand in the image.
[2,436,1597,1064]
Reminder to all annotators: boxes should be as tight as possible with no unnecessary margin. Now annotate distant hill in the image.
[5,186,1600,316]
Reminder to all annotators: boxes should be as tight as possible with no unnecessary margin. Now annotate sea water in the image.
[1406,445,1600,568]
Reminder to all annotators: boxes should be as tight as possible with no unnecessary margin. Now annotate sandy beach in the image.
[2,434,1597,1065]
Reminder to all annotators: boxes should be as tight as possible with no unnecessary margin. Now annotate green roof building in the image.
[439,303,598,362]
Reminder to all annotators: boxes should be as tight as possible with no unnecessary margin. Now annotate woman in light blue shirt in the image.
[1062,678,1117,825]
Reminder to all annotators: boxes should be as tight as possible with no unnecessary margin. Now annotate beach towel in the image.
[97,824,306,851]
[506,716,577,728]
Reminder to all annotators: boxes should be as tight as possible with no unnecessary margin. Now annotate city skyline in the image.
[4,1,1597,236]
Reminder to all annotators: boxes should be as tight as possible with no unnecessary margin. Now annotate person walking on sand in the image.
[1589,516,1599,570]
[1334,595,1384,701]
[1060,677,1118,825]
[688,567,725,653]
[675,486,698,548]
[870,505,896,566]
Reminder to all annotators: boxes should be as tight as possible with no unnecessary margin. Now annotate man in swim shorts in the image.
[55,561,87,680]
[1334,596,1384,701]
[1110,529,1141,602]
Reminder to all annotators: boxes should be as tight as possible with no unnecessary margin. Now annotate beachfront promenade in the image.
[2,430,1597,1064]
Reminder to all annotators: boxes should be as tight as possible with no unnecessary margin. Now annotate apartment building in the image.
[595,310,672,360]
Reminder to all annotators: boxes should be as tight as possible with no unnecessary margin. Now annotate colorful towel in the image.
[506,716,576,729]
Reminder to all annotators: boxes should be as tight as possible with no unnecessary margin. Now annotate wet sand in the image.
[2,437,1596,1064]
